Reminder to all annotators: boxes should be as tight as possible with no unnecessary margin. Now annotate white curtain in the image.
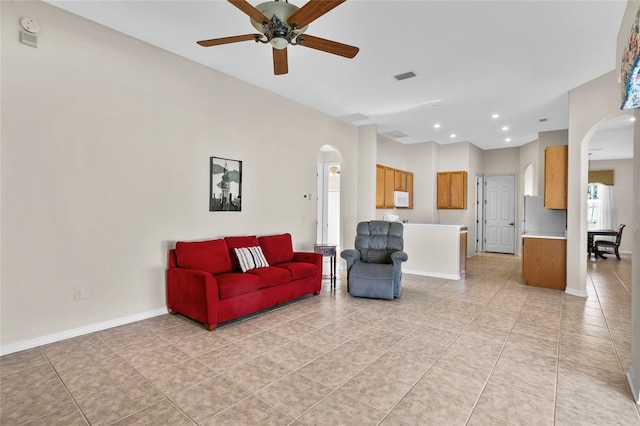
[597,183,616,239]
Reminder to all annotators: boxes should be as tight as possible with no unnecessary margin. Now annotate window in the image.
[587,183,616,230]
[587,183,599,228]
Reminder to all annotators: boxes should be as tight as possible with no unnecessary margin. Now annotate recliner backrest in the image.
[354,221,404,264]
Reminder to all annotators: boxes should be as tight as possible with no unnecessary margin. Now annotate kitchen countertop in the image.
[521,231,566,240]
[402,222,467,230]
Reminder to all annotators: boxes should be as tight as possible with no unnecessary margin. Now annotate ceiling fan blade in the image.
[287,0,345,28]
[273,47,288,75]
[298,34,359,58]
[197,34,261,47]
[228,0,271,24]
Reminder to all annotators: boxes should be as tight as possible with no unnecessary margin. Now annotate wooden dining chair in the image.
[594,224,626,260]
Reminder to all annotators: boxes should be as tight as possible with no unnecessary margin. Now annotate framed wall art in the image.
[210,156,242,211]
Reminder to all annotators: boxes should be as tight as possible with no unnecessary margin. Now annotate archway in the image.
[586,114,634,251]
[316,145,343,249]
[523,164,535,196]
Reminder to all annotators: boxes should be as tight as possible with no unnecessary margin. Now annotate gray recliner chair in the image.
[341,221,408,300]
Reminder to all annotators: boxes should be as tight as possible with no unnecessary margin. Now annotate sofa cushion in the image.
[258,233,294,265]
[274,262,317,280]
[216,272,263,299]
[234,246,269,272]
[175,239,232,275]
[225,235,259,271]
[246,266,292,288]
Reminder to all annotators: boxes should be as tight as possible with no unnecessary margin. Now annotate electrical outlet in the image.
[74,288,85,300]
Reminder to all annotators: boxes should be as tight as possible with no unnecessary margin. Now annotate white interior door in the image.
[484,174,516,254]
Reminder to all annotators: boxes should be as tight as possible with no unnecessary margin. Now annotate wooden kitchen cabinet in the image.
[376,165,413,209]
[522,237,566,290]
[437,171,467,209]
[384,167,395,208]
[407,172,414,209]
[375,164,395,208]
[376,165,386,208]
[394,170,407,191]
[544,145,568,209]
[459,228,467,278]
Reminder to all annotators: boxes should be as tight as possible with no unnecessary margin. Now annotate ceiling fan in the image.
[197,0,359,75]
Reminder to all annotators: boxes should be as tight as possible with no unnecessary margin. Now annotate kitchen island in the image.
[521,232,566,290]
[402,223,467,280]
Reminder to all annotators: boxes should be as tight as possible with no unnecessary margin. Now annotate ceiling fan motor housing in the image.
[250,1,308,48]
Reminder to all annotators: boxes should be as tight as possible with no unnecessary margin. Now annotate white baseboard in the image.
[404,269,461,280]
[628,366,640,404]
[0,308,168,356]
[564,287,588,297]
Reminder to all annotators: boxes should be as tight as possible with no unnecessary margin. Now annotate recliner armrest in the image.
[391,251,408,264]
[340,249,361,270]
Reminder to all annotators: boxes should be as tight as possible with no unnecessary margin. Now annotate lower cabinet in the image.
[522,237,566,290]
[459,229,467,278]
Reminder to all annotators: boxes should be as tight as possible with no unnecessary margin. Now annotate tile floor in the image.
[1,252,639,425]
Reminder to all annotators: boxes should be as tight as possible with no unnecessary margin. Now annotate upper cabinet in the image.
[394,170,408,191]
[544,145,568,209]
[376,164,413,209]
[437,171,467,209]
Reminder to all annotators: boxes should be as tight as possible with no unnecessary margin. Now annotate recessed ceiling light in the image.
[491,113,500,119]
[630,117,636,122]
[505,138,511,142]
[434,123,441,128]
[501,126,509,131]
[449,133,456,138]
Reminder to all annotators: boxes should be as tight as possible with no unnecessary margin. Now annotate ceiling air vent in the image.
[381,130,408,138]
[394,71,417,81]
[339,113,370,123]
[20,31,38,48]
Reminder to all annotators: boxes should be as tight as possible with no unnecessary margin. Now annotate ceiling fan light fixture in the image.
[270,37,289,49]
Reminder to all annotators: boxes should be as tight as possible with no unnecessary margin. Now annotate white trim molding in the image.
[628,366,640,404]
[565,287,589,298]
[0,308,168,356]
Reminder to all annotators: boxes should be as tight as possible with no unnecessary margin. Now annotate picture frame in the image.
[210,156,242,211]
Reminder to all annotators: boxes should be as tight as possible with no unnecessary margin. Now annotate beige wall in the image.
[0,1,361,349]
[482,147,520,175]
[404,142,438,223]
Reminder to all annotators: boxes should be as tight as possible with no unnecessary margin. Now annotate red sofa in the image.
[166,233,322,330]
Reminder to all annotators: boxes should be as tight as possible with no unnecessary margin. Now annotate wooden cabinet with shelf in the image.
[376,164,413,209]
[522,237,566,290]
[437,171,467,209]
[407,172,414,209]
[394,170,408,191]
[544,145,568,209]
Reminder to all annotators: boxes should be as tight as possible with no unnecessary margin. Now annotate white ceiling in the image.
[45,0,631,157]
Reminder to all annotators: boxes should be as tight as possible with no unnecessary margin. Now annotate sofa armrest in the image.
[166,268,219,329]
[292,251,322,267]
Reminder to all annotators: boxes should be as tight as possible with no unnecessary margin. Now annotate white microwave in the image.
[393,191,409,208]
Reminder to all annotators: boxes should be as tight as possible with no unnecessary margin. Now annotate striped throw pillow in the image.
[234,246,269,272]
